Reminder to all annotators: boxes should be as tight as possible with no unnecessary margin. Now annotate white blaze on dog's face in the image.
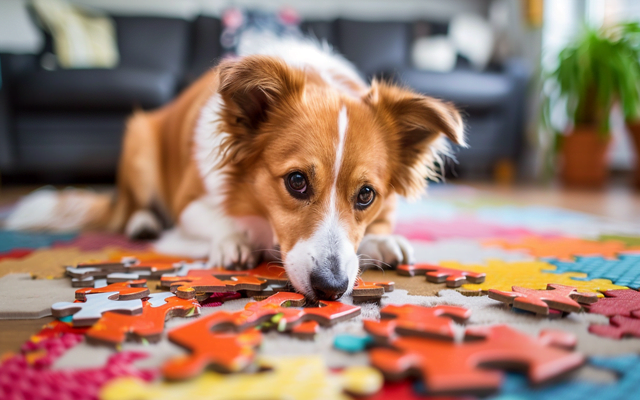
[217,56,464,300]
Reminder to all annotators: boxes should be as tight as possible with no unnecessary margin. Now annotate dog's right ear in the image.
[218,55,305,131]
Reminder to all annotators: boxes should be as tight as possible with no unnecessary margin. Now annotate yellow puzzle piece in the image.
[439,259,627,296]
[100,356,382,400]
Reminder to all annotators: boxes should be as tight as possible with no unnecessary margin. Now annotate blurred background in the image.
[0,0,640,198]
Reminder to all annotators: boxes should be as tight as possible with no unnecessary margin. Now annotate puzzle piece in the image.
[369,325,583,395]
[439,260,626,295]
[488,284,598,316]
[589,315,640,339]
[493,354,640,400]
[52,292,144,327]
[0,273,77,319]
[364,304,471,341]
[75,279,150,300]
[334,334,374,353]
[545,254,640,289]
[397,263,486,287]
[587,289,640,317]
[160,269,268,299]
[103,356,382,400]
[483,236,640,261]
[209,262,290,285]
[0,333,156,400]
[352,277,395,302]
[66,258,184,287]
[86,292,200,345]
[162,292,361,379]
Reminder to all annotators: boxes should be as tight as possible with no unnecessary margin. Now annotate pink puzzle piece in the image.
[488,284,598,316]
[395,217,535,241]
[587,289,640,317]
[589,315,640,339]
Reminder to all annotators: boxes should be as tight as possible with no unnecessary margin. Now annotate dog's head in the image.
[217,56,464,300]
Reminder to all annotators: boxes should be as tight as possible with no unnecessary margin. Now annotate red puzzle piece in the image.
[587,289,640,317]
[589,315,640,339]
[209,262,289,285]
[162,292,361,379]
[397,263,486,287]
[488,284,598,316]
[75,280,150,301]
[369,325,583,395]
[86,293,201,345]
[364,304,471,341]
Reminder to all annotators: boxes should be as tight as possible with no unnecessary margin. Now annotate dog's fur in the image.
[7,39,464,300]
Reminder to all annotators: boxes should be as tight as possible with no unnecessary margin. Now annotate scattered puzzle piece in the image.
[162,292,361,379]
[370,325,583,395]
[66,258,184,287]
[488,284,598,316]
[493,354,640,400]
[545,254,640,289]
[587,289,640,317]
[160,269,268,299]
[334,334,374,353]
[352,277,395,302]
[397,263,486,287]
[103,356,382,400]
[589,315,640,339]
[364,304,471,341]
[0,273,77,319]
[0,333,157,400]
[52,292,143,327]
[439,260,626,295]
[209,262,290,285]
[86,293,200,345]
[483,236,640,261]
[75,279,150,300]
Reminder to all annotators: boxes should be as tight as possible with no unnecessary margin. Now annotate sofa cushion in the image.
[396,68,514,109]
[14,68,177,111]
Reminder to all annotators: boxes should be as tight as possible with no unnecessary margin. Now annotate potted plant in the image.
[542,23,640,187]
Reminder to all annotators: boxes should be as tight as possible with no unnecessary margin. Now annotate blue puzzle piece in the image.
[488,354,640,400]
[333,333,373,353]
[0,230,77,253]
[544,254,640,289]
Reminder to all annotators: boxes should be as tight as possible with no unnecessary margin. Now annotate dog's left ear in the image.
[364,80,465,198]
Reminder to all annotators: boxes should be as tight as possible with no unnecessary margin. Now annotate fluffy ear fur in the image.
[365,80,465,198]
[217,55,306,166]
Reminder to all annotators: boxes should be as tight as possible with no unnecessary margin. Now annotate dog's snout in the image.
[310,263,349,301]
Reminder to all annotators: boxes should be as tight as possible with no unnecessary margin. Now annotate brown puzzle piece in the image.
[488,284,598,316]
[0,274,77,319]
[396,263,486,287]
[160,270,267,299]
[352,277,395,302]
[369,325,584,395]
[360,269,446,297]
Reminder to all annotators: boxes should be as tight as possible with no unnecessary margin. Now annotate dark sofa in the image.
[0,14,529,182]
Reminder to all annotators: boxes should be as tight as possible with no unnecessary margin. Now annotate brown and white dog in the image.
[7,38,464,301]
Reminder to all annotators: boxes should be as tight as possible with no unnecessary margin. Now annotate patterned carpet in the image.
[1,184,640,399]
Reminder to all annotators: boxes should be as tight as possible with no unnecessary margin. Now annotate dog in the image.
[6,38,464,301]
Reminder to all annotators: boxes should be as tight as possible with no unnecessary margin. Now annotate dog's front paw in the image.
[358,234,415,268]
[208,233,258,270]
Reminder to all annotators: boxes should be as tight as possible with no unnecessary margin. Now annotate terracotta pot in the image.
[560,125,610,188]
[626,121,640,188]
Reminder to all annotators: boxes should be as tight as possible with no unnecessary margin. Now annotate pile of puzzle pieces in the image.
[2,186,640,399]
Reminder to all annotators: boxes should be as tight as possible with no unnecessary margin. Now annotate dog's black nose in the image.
[310,269,348,301]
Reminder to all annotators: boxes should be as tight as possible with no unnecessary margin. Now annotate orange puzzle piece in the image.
[352,277,395,302]
[86,293,200,345]
[75,280,150,301]
[209,262,290,285]
[369,325,584,395]
[160,270,268,299]
[488,284,598,316]
[483,236,640,261]
[162,292,361,379]
[396,263,486,287]
[364,304,471,341]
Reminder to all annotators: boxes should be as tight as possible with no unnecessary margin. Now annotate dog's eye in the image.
[356,186,375,209]
[285,172,309,199]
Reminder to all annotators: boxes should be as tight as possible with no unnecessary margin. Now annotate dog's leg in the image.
[117,112,168,240]
[358,193,415,268]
